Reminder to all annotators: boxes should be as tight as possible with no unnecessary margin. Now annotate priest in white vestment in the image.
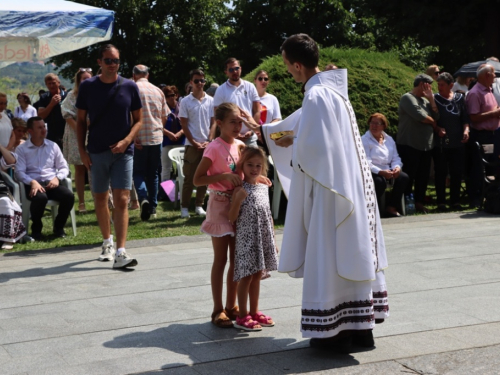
[263,34,389,351]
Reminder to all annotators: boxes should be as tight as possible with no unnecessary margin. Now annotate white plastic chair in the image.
[19,177,77,236]
[168,147,185,208]
[268,156,282,220]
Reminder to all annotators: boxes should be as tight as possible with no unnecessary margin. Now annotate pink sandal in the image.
[234,315,262,331]
[251,311,275,327]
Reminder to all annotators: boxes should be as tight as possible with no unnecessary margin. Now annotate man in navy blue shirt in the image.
[76,44,142,269]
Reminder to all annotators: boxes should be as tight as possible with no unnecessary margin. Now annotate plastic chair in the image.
[476,142,500,210]
[19,177,77,236]
[168,147,185,209]
[268,156,282,220]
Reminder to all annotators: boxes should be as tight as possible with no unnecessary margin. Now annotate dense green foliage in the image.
[244,47,418,136]
[49,0,231,88]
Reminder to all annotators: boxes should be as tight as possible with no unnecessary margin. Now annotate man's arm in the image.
[111,108,143,154]
[180,117,201,148]
[76,108,91,169]
[13,148,32,186]
[38,95,60,119]
[469,109,500,123]
[252,101,261,124]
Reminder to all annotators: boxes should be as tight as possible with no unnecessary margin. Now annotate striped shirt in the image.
[135,78,170,145]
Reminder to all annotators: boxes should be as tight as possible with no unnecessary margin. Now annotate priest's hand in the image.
[257,175,272,186]
[238,109,260,132]
[275,135,294,148]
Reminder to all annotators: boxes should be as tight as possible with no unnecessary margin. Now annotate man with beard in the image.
[213,58,261,147]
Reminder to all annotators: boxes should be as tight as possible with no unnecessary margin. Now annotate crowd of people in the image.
[368,61,500,217]
[3,35,500,352]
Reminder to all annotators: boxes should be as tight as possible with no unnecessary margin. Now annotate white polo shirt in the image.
[213,79,260,133]
[178,93,214,146]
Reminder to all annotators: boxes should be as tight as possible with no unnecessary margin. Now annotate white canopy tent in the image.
[0,0,114,68]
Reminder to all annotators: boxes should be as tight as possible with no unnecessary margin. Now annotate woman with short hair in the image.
[433,72,470,211]
[15,93,37,122]
[362,113,409,217]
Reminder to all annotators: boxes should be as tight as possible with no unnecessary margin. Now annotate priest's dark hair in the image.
[281,34,319,69]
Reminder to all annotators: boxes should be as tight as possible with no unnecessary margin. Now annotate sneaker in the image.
[194,206,206,216]
[150,207,157,219]
[113,250,138,268]
[98,241,116,261]
[180,207,190,218]
[140,199,151,221]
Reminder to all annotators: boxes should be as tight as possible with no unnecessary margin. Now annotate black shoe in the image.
[150,206,157,218]
[352,329,374,348]
[140,199,151,221]
[309,334,353,354]
[31,232,44,241]
[53,229,67,238]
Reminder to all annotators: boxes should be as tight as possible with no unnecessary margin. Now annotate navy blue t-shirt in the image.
[76,75,142,154]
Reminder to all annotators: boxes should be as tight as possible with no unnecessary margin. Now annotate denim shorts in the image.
[89,150,133,193]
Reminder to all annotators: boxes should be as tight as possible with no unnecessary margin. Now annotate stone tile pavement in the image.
[0,211,499,374]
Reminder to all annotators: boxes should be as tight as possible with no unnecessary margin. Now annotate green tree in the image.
[50,0,232,88]
[359,0,500,73]
[227,0,355,70]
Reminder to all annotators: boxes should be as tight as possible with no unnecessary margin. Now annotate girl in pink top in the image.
[194,102,246,328]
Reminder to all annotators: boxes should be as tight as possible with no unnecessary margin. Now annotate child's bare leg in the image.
[211,236,229,313]
[225,236,238,310]
[249,273,261,315]
[237,275,252,318]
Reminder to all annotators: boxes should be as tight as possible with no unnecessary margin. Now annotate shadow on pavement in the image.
[0,259,107,283]
[103,323,361,373]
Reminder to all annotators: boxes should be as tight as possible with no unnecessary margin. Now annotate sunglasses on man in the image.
[257,77,269,81]
[228,67,240,73]
[193,79,206,84]
[103,58,120,65]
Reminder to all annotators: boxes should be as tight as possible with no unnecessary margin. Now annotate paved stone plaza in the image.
[1,211,499,374]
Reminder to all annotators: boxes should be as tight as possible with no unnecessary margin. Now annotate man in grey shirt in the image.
[396,74,440,213]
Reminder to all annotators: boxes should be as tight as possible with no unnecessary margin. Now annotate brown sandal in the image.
[224,305,240,321]
[211,309,233,328]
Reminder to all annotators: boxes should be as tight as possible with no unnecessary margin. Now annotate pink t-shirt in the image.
[203,137,244,192]
[466,82,500,131]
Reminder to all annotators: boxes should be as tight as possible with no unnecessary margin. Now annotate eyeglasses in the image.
[165,93,176,98]
[257,77,269,81]
[369,121,384,126]
[79,68,92,72]
[228,67,240,73]
[193,79,206,84]
[434,71,440,75]
[103,58,120,65]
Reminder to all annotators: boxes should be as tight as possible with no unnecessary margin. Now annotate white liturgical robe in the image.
[262,69,389,338]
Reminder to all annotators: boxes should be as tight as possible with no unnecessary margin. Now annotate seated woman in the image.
[362,113,409,217]
[0,143,26,249]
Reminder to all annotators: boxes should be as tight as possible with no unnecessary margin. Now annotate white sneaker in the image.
[98,241,116,261]
[113,250,138,268]
[195,206,206,216]
[180,207,190,218]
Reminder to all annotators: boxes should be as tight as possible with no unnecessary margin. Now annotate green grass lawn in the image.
[0,170,472,255]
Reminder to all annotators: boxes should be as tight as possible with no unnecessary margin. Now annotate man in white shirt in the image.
[15,116,74,240]
[178,69,214,218]
[213,58,261,146]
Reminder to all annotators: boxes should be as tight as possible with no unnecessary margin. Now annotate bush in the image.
[244,47,419,137]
